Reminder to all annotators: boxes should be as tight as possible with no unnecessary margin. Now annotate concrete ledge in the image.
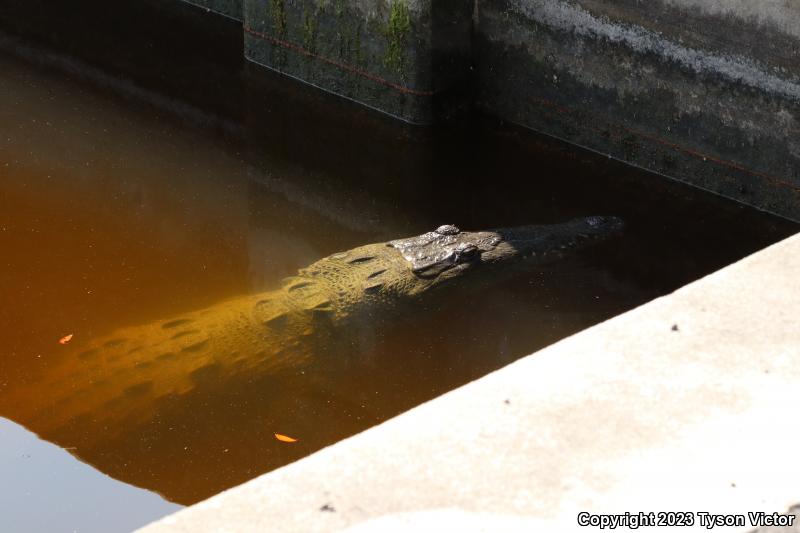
[181,0,244,20]
[139,230,800,531]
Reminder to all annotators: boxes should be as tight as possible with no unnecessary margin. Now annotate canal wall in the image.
[0,0,797,217]
[181,0,473,124]
[473,0,800,223]
[175,0,800,221]
[242,0,473,124]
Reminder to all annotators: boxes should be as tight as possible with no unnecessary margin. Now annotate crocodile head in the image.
[290,216,623,323]
[386,216,624,297]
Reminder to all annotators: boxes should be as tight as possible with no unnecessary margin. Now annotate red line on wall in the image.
[529,96,800,194]
[244,25,436,97]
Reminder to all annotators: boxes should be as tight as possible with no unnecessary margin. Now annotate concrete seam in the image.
[178,0,243,21]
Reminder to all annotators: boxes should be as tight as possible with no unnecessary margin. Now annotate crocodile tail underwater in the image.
[0,291,317,441]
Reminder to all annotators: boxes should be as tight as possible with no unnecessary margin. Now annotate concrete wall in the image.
[173,0,800,220]
[242,0,472,123]
[473,0,800,221]
[5,0,798,213]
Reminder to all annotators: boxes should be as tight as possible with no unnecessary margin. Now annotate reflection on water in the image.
[0,417,181,533]
[0,26,797,531]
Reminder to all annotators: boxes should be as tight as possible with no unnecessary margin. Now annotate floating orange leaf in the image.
[58,334,74,345]
[274,433,298,443]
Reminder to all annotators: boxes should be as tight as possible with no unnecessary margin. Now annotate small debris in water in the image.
[504,399,510,405]
[58,334,74,345]
[320,503,335,512]
[671,324,679,332]
[275,433,298,443]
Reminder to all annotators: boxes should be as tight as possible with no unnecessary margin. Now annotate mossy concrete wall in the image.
[243,0,472,123]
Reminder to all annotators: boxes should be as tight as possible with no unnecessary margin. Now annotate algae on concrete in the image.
[382,0,412,77]
[270,0,287,37]
[244,0,460,124]
[302,6,320,53]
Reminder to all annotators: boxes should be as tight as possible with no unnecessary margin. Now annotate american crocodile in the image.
[1,216,622,444]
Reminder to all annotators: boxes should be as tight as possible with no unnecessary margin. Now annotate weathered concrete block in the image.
[474,0,800,220]
[181,0,243,20]
[243,0,472,123]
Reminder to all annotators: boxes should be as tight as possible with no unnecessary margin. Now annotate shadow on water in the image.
[0,1,797,523]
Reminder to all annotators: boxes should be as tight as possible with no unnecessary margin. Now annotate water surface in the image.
[0,417,181,533]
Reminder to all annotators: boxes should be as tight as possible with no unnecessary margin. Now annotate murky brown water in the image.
[0,16,797,532]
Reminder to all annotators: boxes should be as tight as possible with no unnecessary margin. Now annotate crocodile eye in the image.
[454,244,478,261]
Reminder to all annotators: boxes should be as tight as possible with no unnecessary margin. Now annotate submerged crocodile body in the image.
[2,217,622,449]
